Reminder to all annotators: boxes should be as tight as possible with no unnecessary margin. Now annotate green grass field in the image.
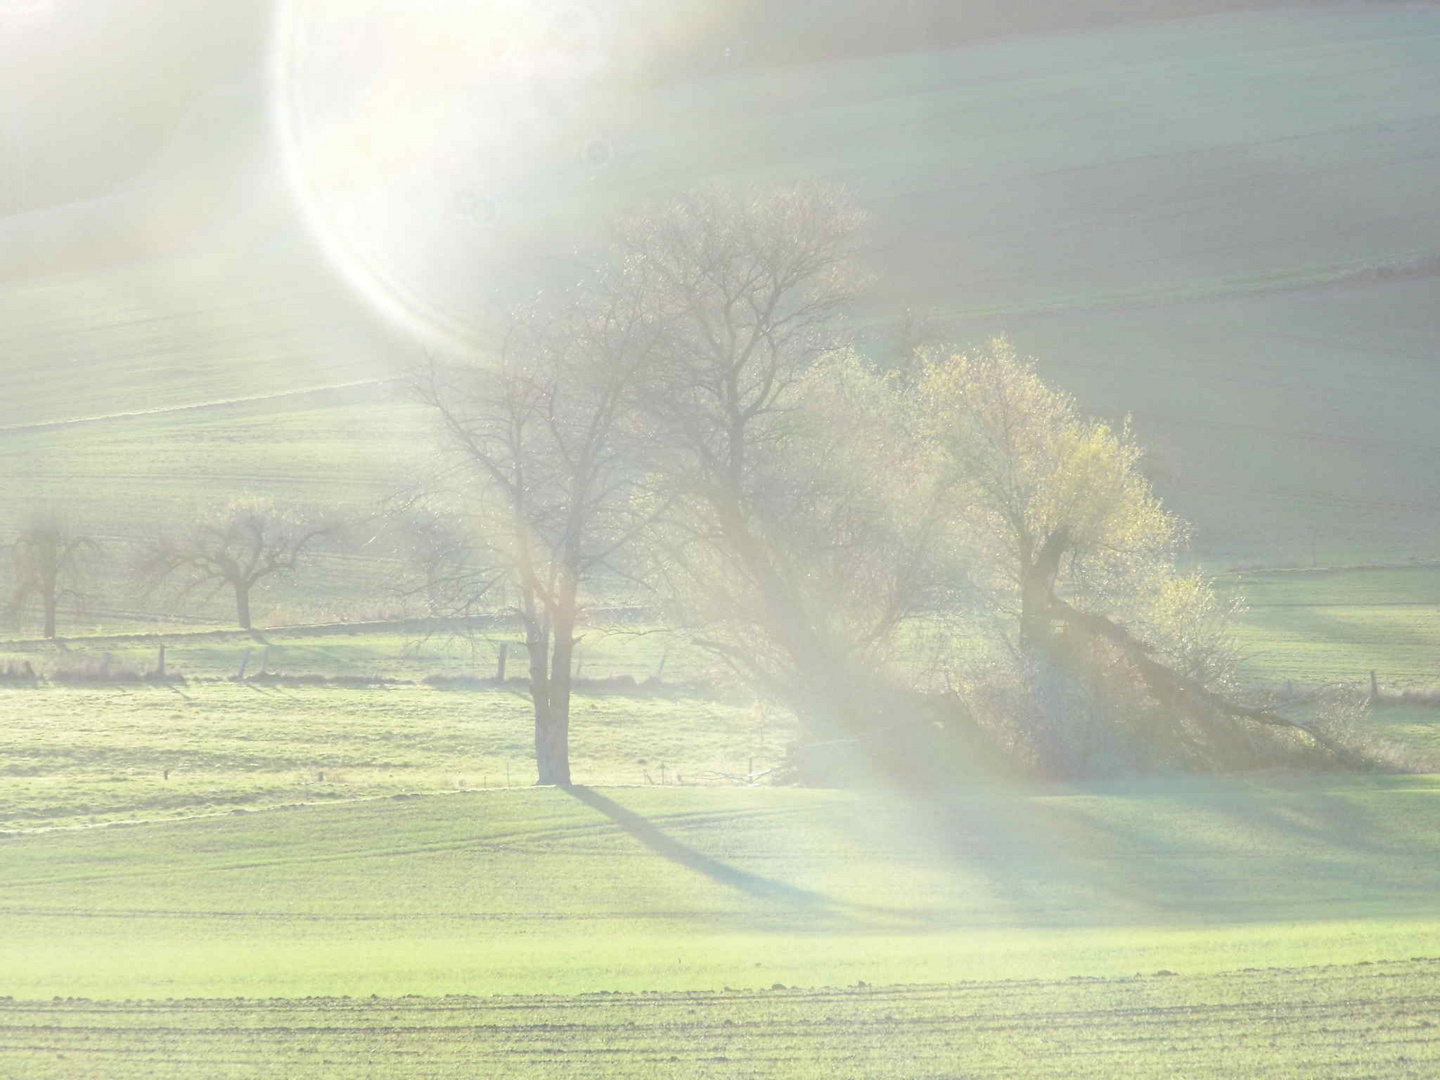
[2,558,1436,835]
[7,9,1440,1075]
[1365,704,1440,759]
[3,780,1439,1075]
[1218,565,1440,688]
[3,553,1438,836]
[0,569,1436,1076]
[0,680,787,831]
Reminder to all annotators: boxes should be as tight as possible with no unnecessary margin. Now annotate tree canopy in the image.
[411,184,1369,785]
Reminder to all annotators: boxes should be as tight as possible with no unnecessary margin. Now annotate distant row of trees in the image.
[5,501,337,637]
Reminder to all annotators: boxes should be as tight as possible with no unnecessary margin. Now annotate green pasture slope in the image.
[2,780,1439,1076]
[1219,565,1440,687]
[0,665,1435,1075]
[7,9,1440,1075]
[4,5,1440,605]
[0,680,787,831]
[0,618,1435,1075]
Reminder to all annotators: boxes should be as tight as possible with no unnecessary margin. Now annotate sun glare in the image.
[270,0,623,348]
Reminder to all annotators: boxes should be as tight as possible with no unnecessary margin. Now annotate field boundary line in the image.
[1214,561,1440,577]
[0,378,401,435]
[0,785,804,840]
[0,607,652,650]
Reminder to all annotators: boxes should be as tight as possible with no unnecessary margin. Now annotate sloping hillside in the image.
[3,6,1439,632]
[4,779,1439,998]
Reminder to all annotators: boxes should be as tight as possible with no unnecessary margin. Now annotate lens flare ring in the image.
[269,0,614,349]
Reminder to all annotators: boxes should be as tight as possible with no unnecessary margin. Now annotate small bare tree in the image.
[138,499,333,630]
[8,510,98,639]
[389,506,500,623]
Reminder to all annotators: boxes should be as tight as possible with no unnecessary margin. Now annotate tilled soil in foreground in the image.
[2,958,1437,1079]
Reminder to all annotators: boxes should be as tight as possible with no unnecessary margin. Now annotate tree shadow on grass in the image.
[566,779,1440,933]
[906,777,1440,929]
[565,785,834,909]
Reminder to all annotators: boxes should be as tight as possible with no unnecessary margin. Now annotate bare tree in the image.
[8,510,98,639]
[417,274,665,786]
[138,499,333,630]
[621,183,886,734]
[388,506,501,623]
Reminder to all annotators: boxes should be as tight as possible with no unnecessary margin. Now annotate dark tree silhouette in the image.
[417,276,665,786]
[623,183,880,734]
[139,499,332,630]
[8,511,97,639]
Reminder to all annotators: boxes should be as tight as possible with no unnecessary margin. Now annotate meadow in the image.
[7,8,1440,1076]
[0,566,1433,1075]
[2,559,1436,836]
[0,680,788,831]
[1218,564,1440,688]
[0,580,1434,1077]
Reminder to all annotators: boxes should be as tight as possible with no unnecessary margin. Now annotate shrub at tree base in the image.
[0,660,38,683]
[43,659,188,685]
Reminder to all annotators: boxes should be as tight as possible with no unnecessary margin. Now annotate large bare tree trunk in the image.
[234,582,252,630]
[42,593,56,640]
[534,698,572,786]
[524,614,573,786]
[539,583,577,787]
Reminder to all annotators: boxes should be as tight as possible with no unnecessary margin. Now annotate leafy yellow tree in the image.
[911,339,1360,774]
[913,338,1205,657]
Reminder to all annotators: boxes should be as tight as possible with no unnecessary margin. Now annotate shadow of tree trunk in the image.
[565,786,830,907]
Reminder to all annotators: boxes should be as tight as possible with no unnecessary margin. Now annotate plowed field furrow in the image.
[2,961,1437,1079]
